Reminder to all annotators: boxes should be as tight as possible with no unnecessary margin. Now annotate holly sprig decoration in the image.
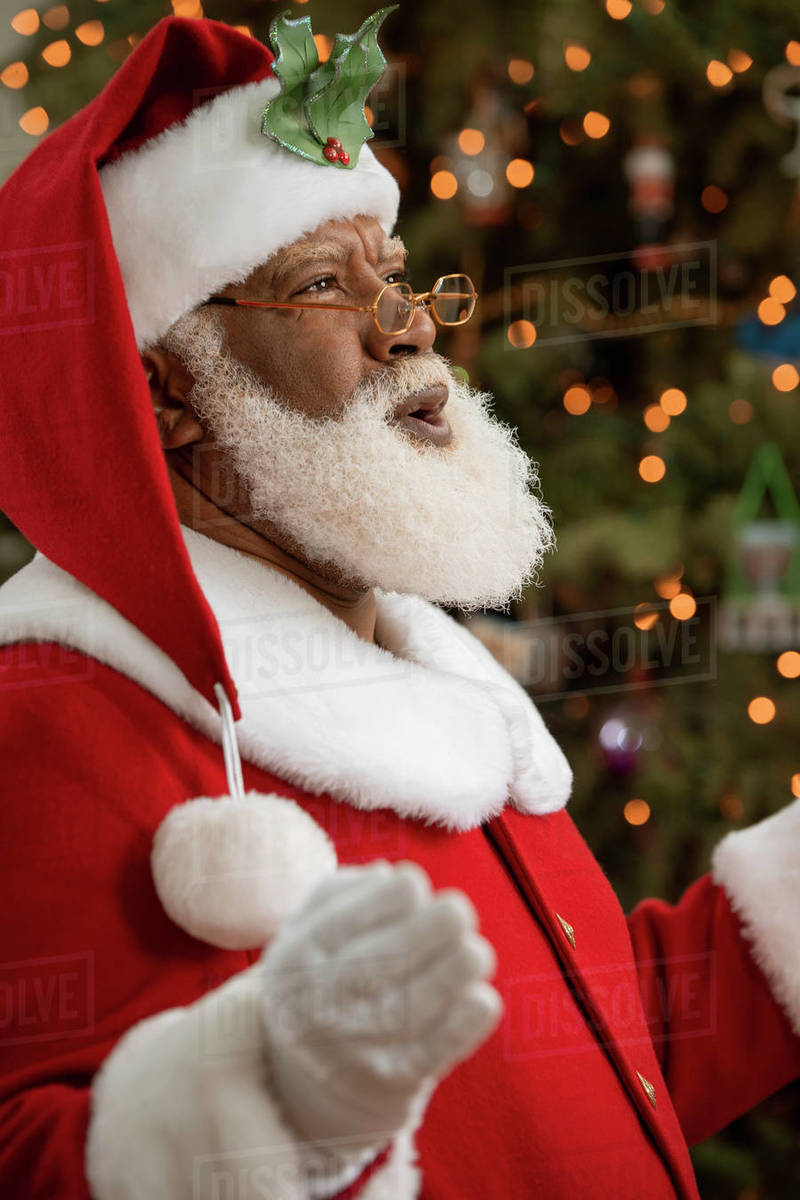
[261,6,398,169]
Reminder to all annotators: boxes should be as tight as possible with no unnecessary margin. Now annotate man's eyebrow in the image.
[269,236,408,292]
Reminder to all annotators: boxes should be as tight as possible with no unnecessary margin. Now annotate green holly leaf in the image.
[261,12,324,164]
[304,6,398,168]
[260,6,398,169]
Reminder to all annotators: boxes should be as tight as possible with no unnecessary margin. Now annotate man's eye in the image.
[297,275,338,295]
[385,270,409,285]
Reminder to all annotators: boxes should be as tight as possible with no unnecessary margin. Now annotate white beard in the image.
[160,308,555,611]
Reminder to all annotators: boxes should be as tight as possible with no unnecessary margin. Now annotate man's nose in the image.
[363,300,438,361]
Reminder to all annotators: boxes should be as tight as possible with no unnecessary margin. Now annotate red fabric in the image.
[0,17,275,717]
[1,644,800,1197]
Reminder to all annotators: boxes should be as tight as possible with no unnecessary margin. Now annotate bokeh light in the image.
[18,106,49,135]
[769,274,796,303]
[583,111,610,138]
[624,799,651,825]
[563,385,591,414]
[772,363,799,392]
[644,405,670,432]
[758,297,786,325]
[639,455,666,483]
[747,696,776,725]
[777,651,800,678]
[508,58,534,84]
[506,320,537,349]
[669,593,697,620]
[565,44,591,71]
[430,170,458,200]
[659,388,687,415]
[506,158,534,187]
[729,399,753,424]
[10,9,39,35]
[458,128,485,156]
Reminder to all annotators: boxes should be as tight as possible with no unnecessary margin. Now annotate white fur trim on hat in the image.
[711,796,800,1036]
[99,76,401,350]
[151,791,338,950]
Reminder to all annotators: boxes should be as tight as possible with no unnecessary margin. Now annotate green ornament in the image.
[261,6,398,169]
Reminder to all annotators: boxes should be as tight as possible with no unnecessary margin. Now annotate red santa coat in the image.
[1,525,800,1199]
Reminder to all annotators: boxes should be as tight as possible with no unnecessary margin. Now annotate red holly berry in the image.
[338,150,350,165]
[323,145,339,162]
[326,136,343,150]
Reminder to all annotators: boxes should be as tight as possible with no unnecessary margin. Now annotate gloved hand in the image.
[259,859,502,1156]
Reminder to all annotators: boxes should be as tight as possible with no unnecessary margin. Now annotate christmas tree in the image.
[2,1,800,1193]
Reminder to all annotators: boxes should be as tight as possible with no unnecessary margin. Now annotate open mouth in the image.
[390,385,452,446]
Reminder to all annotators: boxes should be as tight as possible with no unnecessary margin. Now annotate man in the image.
[1,12,799,1200]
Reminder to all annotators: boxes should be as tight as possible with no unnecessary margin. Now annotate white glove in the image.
[260,860,502,1159]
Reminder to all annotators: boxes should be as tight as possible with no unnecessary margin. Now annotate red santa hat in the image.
[0,13,399,719]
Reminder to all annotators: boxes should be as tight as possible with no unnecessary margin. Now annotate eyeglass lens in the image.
[375,275,475,334]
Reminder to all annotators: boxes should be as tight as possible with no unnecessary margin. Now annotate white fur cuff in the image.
[711,797,800,1036]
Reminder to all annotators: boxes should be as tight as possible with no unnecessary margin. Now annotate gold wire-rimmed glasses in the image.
[203,273,478,336]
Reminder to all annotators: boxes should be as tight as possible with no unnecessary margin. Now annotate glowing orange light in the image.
[792,773,800,798]
[559,119,583,146]
[565,44,591,71]
[507,320,537,349]
[772,363,800,392]
[41,39,70,66]
[641,0,664,11]
[624,799,651,826]
[506,158,534,187]
[670,593,696,621]
[0,61,28,88]
[313,33,332,62]
[42,5,69,31]
[728,399,753,424]
[430,170,458,200]
[563,386,591,415]
[76,20,104,45]
[10,9,39,35]
[701,185,728,213]
[233,25,252,37]
[654,573,681,599]
[634,603,659,631]
[606,0,632,19]
[659,388,687,415]
[748,696,776,725]
[707,60,733,87]
[777,650,800,678]
[508,58,534,85]
[758,297,786,325]
[644,404,670,432]
[639,455,666,483]
[727,48,752,72]
[583,111,610,139]
[458,128,485,156]
[769,274,796,303]
[19,106,49,135]
[786,41,800,66]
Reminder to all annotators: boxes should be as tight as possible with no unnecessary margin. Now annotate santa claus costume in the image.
[1,13,799,1200]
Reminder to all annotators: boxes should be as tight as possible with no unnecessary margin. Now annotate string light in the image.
[777,650,800,678]
[458,128,485,155]
[728,399,753,424]
[644,404,670,432]
[786,41,800,66]
[707,60,733,87]
[41,39,71,66]
[606,0,632,19]
[506,320,537,349]
[565,44,591,71]
[758,297,786,325]
[792,774,800,798]
[634,603,659,631]
[18,106,49,135]
[701,185,728,213]
[727,49,753,73]
[10,9,39,35]
[0,61,28,88]
[624,799,651,826]
[563,385,591,414]
[430,170,458,200]
[772,363,799,392]
[583,111,610,138]
[313,33,332,62]
[659,388,687,415]
[639,454,666,483]
[76,20,104,45]
[508,58,534,84]
[506,158,534,187]
[669,592,696,620]
[747,696,776,724]
[769,275,796,303]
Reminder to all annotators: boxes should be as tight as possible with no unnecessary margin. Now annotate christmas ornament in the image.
[720,443,800,651]
[261,6,397,169]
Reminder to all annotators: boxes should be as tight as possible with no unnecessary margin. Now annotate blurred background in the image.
[2,0,800,1193]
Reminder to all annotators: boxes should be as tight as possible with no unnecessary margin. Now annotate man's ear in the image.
[141,346,204,450]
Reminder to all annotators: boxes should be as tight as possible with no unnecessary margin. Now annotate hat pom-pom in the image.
[151,792,337,950]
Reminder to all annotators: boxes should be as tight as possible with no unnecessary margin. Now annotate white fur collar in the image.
[0,527,571,830]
